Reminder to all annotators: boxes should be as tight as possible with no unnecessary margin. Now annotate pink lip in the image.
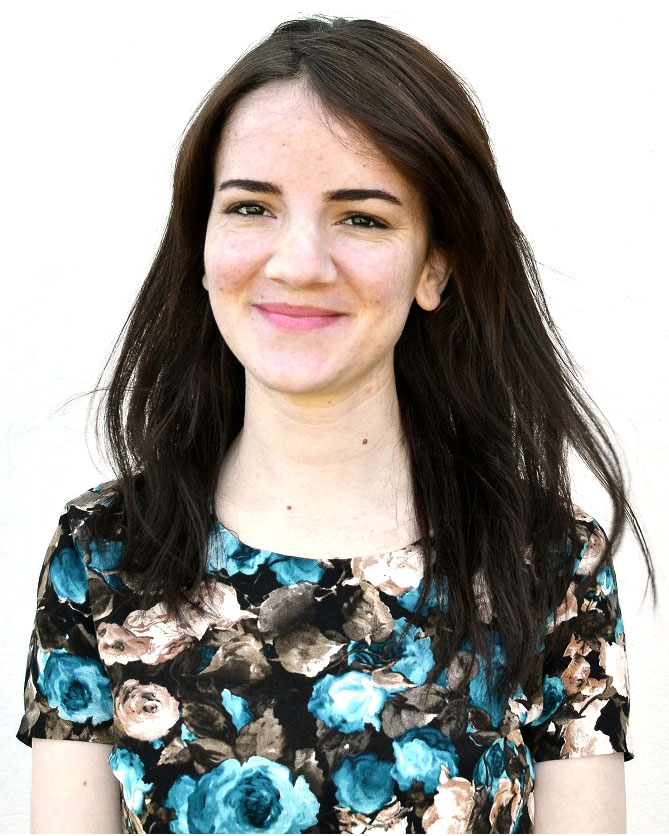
[256,303,342,316]
[253,304,345,332]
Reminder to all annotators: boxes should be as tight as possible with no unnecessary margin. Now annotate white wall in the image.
[1,1,666,832]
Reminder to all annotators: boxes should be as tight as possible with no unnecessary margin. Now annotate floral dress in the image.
[17,484,632,834]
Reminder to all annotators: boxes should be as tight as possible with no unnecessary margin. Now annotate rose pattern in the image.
[98,622,151,666]
[37,647,113,726]
[165,755,319,833]
[308,670,389,733]
[347,617,435,686]
[422,771,476,835]
[18,485,632,833]
[391,726,459,793]
[332,752,395,815]
[109,747,155,815]
[115,680,180,742]
[48,546,88,604]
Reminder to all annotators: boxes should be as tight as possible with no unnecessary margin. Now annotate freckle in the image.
[83,780,87,786]
[287,505,292,510]
[362,438,368,445]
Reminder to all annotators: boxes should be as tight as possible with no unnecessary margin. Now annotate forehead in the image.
[214,81,417,195]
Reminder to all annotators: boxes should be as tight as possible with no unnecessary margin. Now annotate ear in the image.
[202,273,209,291]
[414,249,452,312]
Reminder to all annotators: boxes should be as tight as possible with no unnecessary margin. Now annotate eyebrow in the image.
[217,178,403,206]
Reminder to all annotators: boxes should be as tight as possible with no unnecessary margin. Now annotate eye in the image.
[341,213,387,229]
[225,202,271,216]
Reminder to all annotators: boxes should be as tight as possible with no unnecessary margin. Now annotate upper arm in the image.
[31,739,122,834]
[533,752,626,833]
[18,506,120,832]
[523,511,633,832]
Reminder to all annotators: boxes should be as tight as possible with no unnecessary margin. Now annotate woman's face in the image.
[203,80,448,400]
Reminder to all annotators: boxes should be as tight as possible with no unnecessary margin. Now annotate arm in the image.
[31,739,122,834]
[533,752,626,834]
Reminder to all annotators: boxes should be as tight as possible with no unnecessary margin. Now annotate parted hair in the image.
[93,15,654,698]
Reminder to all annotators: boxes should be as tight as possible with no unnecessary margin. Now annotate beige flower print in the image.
[560,718,616,757]
[274,624,344,677]
[337,798,409,834]
[122,603,194,665]
[341,581,395,644]
[489,777,522,831]
[546,582,578,635]
[115,680,180,741]
[122,579,255,664]
[561,655,590,695]
[97,622,151,666]
[600,638,629,698]
[575,521,607,577]
[422,768,475,835]
[347,545,424,596]
[185,578,257,635]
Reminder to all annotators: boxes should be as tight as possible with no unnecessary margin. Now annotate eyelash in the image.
[226,202,268,217]
[225,202,388,229]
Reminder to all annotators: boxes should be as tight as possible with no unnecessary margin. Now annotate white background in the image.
[1,1,666,832]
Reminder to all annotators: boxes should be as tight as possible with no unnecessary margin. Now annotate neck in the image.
[216,365,415,529]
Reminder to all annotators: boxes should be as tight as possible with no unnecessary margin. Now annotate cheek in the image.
[204,234,265,291]
[339,246,419,309]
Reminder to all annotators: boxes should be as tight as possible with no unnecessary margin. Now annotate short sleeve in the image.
[524,511,633,762]
[16,509,114,747]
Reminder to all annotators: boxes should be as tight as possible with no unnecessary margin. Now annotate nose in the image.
[263,216,337,287]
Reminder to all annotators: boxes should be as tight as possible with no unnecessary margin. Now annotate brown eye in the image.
[342,213,387,229]
[226,202,269,216]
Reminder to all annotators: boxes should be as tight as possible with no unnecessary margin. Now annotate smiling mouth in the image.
[253,306,345,331]
[256,303,343,316]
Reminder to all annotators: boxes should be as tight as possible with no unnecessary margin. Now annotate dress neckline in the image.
[213,519,423,563]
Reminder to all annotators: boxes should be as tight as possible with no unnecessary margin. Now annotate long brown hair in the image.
[94,15,654,698]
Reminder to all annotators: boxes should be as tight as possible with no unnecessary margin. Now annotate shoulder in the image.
[569,503,611,579]
[59,479,127,545]
[547,504,623,643]
[46,481,129,595]
[65,479,121,517]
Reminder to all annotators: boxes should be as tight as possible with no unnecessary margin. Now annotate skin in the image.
[30,80,628,833]
[533,753,626,833]
[31,739,121,833]
[204,80,449,558]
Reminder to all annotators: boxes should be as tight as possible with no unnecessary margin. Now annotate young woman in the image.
[18,16,653,834]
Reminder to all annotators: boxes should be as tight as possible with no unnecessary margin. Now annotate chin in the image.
[262,376,341,398]
[246,363,352,398]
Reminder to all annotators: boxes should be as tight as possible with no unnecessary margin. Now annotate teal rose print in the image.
[464,633,507,727]
[391,726,459,793]
[347,617,435,686]
[207,525,271,575]
[165,756,319,833]
[221,687,253,732]
[473,737,531,831]
[397,577,442,616]
[89,539,123,572]
[473,737,525,797]
[109,747,154,815]
[49,546,87,604]
[165,776,197,833]
[268,555,326,585]
[529,675,566,726]
[86,539,125,590]
[332,753,395,815]
[308,670,387,732]
[18,496,630,834]
[37,649,112,725]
